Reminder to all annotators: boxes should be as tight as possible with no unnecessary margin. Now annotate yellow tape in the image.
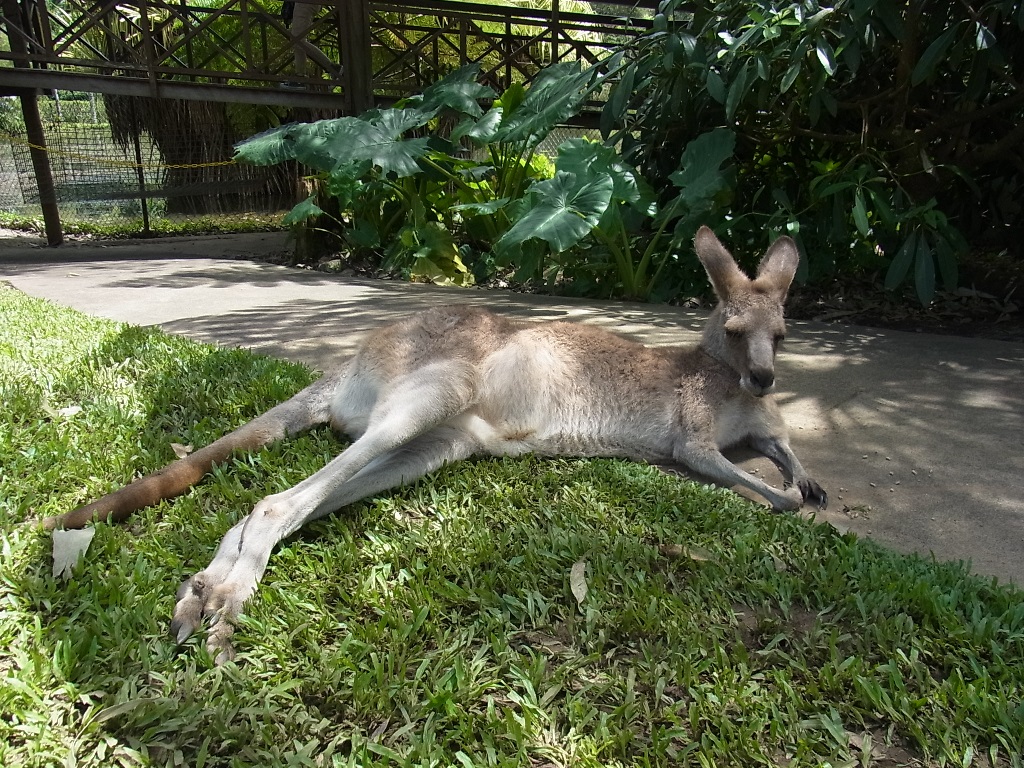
[4,133,237,170]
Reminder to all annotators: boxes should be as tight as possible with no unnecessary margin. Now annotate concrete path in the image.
[3,232,1022,586]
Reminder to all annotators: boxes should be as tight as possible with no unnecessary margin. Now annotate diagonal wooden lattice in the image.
[1,0,654,110]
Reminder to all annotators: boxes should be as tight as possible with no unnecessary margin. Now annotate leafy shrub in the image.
[237,61,739,300]
[236,63,611,285]
[495,128,735,300]
[603,0,1024,304]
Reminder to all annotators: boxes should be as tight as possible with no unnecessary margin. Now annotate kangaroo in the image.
[45,226,826,663]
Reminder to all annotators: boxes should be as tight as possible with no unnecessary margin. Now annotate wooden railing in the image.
[0,0,657,111]
[370,0,654,97]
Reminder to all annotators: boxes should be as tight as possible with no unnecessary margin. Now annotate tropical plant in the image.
[602,0,1024,304]
[236,62,613,284]
[237,58,740,300]
[495,128,735,299]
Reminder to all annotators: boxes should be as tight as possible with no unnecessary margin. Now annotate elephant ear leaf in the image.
[234,122,303,165]
[405,64,496,117]
[311,118,430,178]
[367,107,437,137]
[281,195,325,226]
[237,117,430,178]
[450,107,503,147]
[494,63,604,147]
[496,171,613,256]
[555,138,654,212]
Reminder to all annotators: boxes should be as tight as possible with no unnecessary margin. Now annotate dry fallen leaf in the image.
[659,543,715,563]
[52,527,96,579]
[658,543,684,558]
[569,559,588,606]
[171,442,193,459]
[685,545,716,562]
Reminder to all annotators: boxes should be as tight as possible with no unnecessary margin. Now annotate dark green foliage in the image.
[602,0,1024,304]
[237,1,1022,304]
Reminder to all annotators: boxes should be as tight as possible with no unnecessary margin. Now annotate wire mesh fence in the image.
[1,92,606,238]
[0,92,300,235]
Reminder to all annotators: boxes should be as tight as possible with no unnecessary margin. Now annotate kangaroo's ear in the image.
[755,235,800,302]
[694,226,748,301]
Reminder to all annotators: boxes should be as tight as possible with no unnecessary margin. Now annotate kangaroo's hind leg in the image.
[171,362,480,662]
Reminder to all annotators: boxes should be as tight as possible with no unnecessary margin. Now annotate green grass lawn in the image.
[1,283,1022,768]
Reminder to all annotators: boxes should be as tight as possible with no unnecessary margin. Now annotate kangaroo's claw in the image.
[170,571,251,664]
[798,479,828,510]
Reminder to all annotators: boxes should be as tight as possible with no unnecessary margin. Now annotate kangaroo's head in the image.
[693,226,799,398]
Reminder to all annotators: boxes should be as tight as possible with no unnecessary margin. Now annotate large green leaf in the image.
[281,195,324,226]
[404,64,496,118]
[884,231,918,290]
[495,63,603,147]
[450,198,511,214]
[366,107,436,138]
[289,118,361,171]
[668,128,736,207]
[450,107,504,147]
[914,236,936,305]
[815,36,837,76]
[555,139,654,211]
[496,172,613,256]
[324,164,366,210]
[310,119,430,178]
[725,61,752,121]
[236,118,356,172]
[852,189,870,235]
[234,122,303,165]
[912,24,961,85]
[238,113,430,178]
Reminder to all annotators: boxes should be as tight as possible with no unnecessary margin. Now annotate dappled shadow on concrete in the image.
[774,323,1024,585]
[0,231,293,266]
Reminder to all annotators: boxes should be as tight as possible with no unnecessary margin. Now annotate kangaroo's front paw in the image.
[775,486,805,511]
[798,479,828,510]
[170,573,252,664]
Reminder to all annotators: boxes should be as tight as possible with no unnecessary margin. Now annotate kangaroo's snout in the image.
[744,367,776,397]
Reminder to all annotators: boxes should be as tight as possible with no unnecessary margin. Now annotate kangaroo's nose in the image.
[749,368,775,392]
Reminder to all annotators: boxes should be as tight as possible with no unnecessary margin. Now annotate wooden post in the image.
[338,0,373,115]
[132,129,152,235]
[3,0,63,244]
[551,0,559,64]
[19,93,63,246]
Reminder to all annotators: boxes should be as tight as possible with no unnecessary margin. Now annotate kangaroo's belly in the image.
[448,409,670,460]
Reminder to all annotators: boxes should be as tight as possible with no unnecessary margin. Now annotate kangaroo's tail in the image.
[43,369,343,530]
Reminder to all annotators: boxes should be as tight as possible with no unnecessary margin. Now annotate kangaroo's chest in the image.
[678,370,784,450]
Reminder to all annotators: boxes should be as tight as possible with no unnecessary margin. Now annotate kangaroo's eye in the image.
[725,329,742,340]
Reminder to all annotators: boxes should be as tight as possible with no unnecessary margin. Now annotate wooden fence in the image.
[1,0,657,111]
